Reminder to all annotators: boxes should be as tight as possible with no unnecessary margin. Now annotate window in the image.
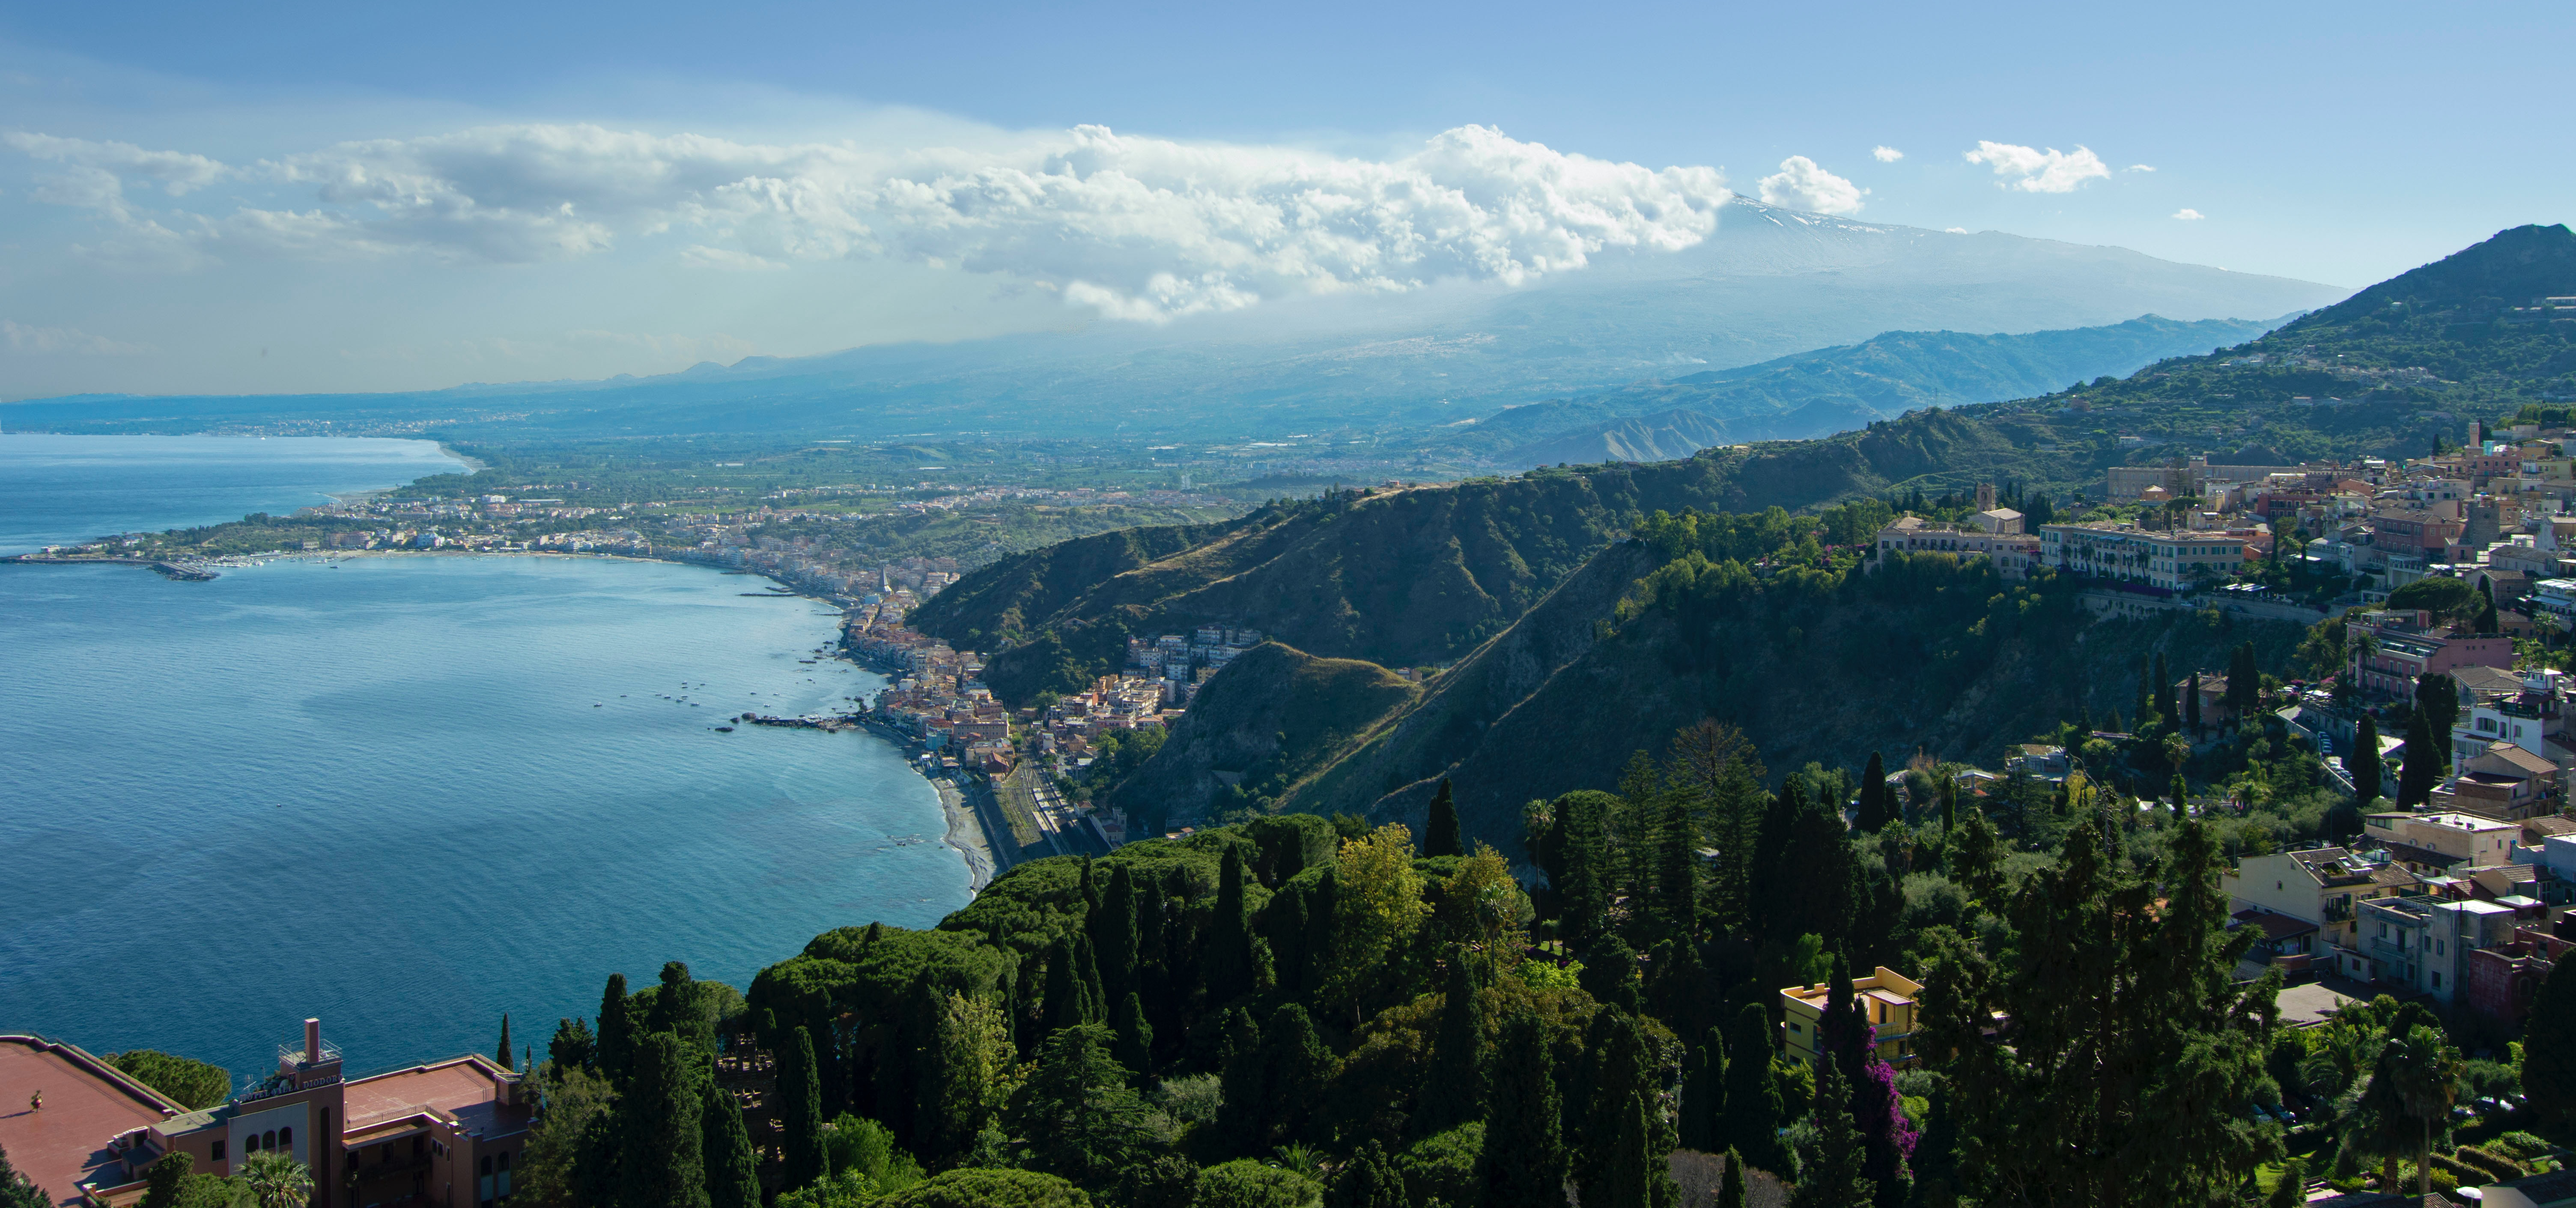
[2433,972,2442,988]
[212,1140,226,1161]
[278,1127,291,1152]
[245,1134,261,1154]
[264,1131,276,1151]
[481,1157,493,1176]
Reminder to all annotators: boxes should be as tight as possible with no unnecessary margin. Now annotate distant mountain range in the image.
[1438,314,2286,467]
[0,196,2345,443]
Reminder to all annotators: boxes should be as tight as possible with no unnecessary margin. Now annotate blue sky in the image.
[2,0,2569,398]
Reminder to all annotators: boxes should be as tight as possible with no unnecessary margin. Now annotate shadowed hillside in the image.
[1102,642,1419,831]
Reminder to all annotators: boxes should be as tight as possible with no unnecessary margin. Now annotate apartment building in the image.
[1871,516,2040,580]
[2221,846,2415,960]
[2352,895,2522,1005]
[2345,609,2515,700]
[2362,811,2523,874]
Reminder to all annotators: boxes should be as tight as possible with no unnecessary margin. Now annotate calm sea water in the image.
[0,440,967,1087]
[0,433,472,554]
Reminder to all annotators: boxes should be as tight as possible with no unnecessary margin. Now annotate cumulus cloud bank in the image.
[1756,156,1866,215]
[1962,141,2110,193]
[2,122,1731,323]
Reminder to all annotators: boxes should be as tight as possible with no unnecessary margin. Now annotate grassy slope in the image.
[1103,643,1420,826]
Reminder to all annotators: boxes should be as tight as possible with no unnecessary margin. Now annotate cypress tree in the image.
[1256,1005,1334,1150]
[780,1026,824,1189]
[1788,1058,1869,1208]
[1425,778,1464,857]
[1578,1009,1672,1208]
[596,973,635,1088]
[1716,1004,1785,1174]
[2477,579,2500,634]
[1938,776,1957,834]
[1214,1007,1265,1153]
[2152,652,2173,727]
[1715,1151,1745,1208]
[700,1080,760,1208]
[1482,1011,1568,1208]
[1678,1024,1728,1153]
[2351,713,2383,806]
[1097,864,1140,1007]
[1043,935,1105,1032]
[2417,673,2460,765]
[1111,991,1153,1080]
[2397,710,2440,808]
[497,1014,513,1070]
[1419,954,1486,1134]
[1856,751,1889,832]
[617,1033,710,1208]
[2185,672,2203,736]
[1206,846,1256,1005]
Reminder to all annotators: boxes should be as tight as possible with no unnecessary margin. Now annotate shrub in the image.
[876,1169,1091,1208]
[1396,1123,1484,1208]
[1192,1160,1321,1208]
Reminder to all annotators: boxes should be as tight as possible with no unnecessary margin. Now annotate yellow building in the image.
[1780,966,1924,1067]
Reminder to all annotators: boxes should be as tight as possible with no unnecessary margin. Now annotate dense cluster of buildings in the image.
[1,1021,527,1208]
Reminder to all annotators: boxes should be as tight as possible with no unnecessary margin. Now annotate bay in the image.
[0,433,471,555]
[0,439,969,1088]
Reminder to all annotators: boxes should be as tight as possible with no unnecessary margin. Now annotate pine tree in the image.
[1579,1009,1674,1208]
[616,1033,711,1208]
[137,1151,191,1208]
[1481,1011,1568,1208]
[1329,1141,1410,1208]
[2397,710,2440,808]
[497,1014,513,1070]
[2525,960,2576,1128]
[1716,1004,1786,1175]
[596,973,635,1088]
[1656,790,1700,943]
[2351,713,2383,806]
[780,1025,825,1189]
[1010,1024,1160,1187]
[1255,1004,1335,1151]
[1425,778,1464,857]
[550,1017,596,1075]
[700,1080,760,1208]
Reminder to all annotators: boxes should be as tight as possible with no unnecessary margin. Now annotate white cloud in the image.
[3,122,1731,323]
[1755,155,1866,215]
[2127,164,2156,173]
[2173,208,2205,221]
[1945,227,1969,234]
[1872,146,1903,162]
[1962,141,2111,193]
[2,319,155,356]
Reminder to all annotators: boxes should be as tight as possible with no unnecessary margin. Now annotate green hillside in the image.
[1989,224,2576,463]
[1102,642,1420,833]
[917,408,2104,703]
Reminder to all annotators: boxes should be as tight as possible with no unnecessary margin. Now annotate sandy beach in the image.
[936,778,997,891]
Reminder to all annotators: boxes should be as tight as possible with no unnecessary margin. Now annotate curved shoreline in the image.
[9,544,1002,896]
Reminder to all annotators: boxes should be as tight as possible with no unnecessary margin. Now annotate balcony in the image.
[282,1039,344,1069]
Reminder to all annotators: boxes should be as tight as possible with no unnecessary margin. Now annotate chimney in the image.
[305,1019,322,1064]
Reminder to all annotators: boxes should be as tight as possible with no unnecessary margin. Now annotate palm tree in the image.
[2350,1024,2465,1196]
[230,1153,312,1208]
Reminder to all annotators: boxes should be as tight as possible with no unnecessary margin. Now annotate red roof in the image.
[0,1038,180,1207]
[342,1058,525,1136]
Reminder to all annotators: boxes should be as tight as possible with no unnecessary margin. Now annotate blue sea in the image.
[0,436,968,1087]
[0,433,475,555]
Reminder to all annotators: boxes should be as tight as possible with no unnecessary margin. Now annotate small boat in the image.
[714,726,735,733]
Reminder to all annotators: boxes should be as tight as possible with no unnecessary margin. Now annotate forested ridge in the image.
[484,680,2576,1208]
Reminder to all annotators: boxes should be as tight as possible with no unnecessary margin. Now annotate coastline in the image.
[9,543,1003,896]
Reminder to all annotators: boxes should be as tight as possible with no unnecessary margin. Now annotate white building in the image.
[2037,522,2258,593]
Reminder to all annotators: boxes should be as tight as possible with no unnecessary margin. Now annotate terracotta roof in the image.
[2232,909,2320,941]
[0,1038,180,1207]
